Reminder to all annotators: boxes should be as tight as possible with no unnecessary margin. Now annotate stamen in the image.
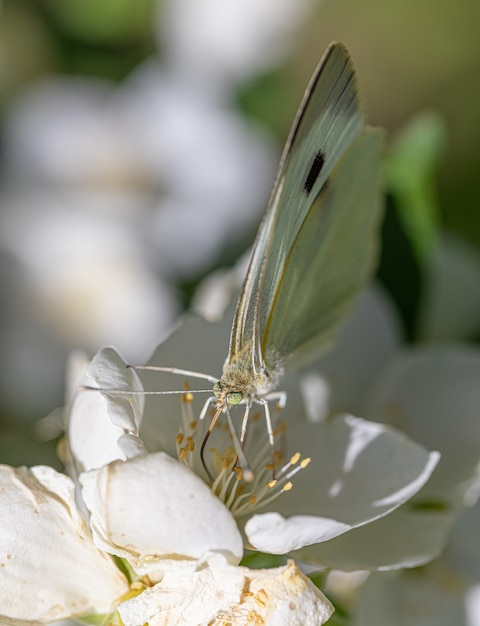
[181,391,194,404]
[172,389,310,518]
[229,451,310,515]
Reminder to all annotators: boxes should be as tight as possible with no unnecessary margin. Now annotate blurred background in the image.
[0,0,479,466]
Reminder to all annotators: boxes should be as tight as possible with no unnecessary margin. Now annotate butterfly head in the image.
[213,380,243,407]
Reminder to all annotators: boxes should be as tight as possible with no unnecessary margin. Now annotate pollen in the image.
[181,391,194,404]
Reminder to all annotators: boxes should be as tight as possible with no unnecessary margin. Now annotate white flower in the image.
[352,500,480,626]
[0,283,444,624]
[160,0,313,86]
[0,54,273,421]
[118,557,332,626]
[284,283,480,572]
[0,464,128,623]
[2,65,274,280]
[72,328,437,572]
[0,347,333,624]
[417,232,480,342]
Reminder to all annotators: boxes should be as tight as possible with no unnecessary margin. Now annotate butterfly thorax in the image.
[215,351,283,408]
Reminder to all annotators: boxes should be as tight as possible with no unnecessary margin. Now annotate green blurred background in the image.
[2,0,479,239]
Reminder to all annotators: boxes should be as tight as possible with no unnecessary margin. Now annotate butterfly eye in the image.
[213,381,222,397]
[227,391,243,405]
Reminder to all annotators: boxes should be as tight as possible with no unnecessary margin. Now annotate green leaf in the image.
[240,550,287,569]
[386,112,447,263]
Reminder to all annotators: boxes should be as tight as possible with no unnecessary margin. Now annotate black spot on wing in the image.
[304,150,325,195]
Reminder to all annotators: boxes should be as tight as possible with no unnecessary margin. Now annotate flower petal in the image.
[246,414,439,554]
[353,501,480,624]
[418,234,480,342]
[141,311,233,455]
[352,565,467,626]
[301,284,402,422]
[118,556,333,626]
[80,451,243,566]
[0,464,127,623]
[367,346,480,505]
[68,346,145,472]
[293,504,456,571]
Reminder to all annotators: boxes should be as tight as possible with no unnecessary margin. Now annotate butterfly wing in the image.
[227,42,383,375]
[262,128,383,370]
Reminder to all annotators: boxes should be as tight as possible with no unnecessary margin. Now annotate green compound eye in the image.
[213,381,222,397]
[227,391,243,405]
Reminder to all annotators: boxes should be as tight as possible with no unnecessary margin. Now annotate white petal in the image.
[418,233,480,342]
[293,504,455,571]
[353,501,480,624]
[367,346,480,505]
[68,346,145,472]
[0,464,127,623]
[80,451,243,566]
[118,556,333,626]
[353,565,467,626]
[246,513,351,553]
[246,414,439,554]
[140,311,233,455]
[444,500,480,582]
[302,284,402,422]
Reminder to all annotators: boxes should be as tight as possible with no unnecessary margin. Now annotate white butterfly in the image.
[134,42,384,479]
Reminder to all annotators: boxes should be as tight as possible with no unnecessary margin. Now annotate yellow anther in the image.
[290,452,301,465]
[181,392,194,404]
[176,433,184,445]
[282,482,293,492]
[178,447,187,461]
[300,457,311,469]
[267,480,277,488]
[248,496,257,506]
[187,438,195,452]
[223,456,235,469]
[273,450,283,462]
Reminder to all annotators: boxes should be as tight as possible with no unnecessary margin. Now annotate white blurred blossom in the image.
[160,0,313,87]
[352,501,480,626]
[1,0,311,421]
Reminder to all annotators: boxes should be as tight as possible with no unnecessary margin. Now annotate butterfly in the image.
[134,42,384,480]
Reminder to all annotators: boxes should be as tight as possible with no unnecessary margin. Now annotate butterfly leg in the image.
[263,391,287,477]
[239,402,253,445]
[265,390,287,410]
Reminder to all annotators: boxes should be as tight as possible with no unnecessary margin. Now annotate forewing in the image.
[228,42,366,372]
[262,129,384,370]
